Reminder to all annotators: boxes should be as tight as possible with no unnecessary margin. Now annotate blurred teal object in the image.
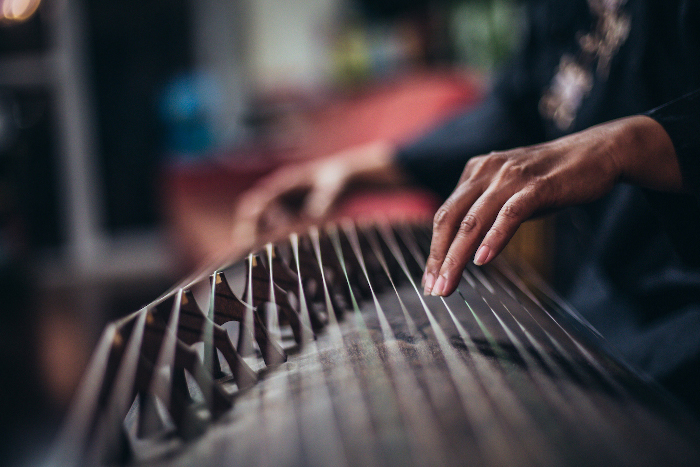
[450,0,526,72]
[159,73,224,158]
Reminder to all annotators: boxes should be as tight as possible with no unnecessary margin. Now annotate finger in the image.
[422,157,491,290]
[432,188,511,296]
[302,159,349,219]
[233,198,270,234]
[231,216,257,249]
[233,168,311,230]
[423,182,484,294]
[474,187,539,266]
[233,181,285,222]
[231,191,266,244]
[303,179,345,220]
[259,203,296,232]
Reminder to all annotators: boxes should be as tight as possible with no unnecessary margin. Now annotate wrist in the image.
[335,140,406,186]
[611,116,684,193]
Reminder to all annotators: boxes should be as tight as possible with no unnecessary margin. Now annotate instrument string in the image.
[482,262,698,460]
[383,222,528,466]
[494,294,638,463]
[478,290,612,464]
[304,227,378,465]
[48,221,700,466]
[326,223,414,466]
[404,224,557,464]
[226,236,303,467]
[346,221,452,466]
[412,228,644,459]
[489,260,626,393]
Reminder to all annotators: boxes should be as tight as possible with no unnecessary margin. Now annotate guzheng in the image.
[46,221,700,466]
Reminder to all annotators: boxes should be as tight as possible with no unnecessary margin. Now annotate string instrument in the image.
[46,221,700,466]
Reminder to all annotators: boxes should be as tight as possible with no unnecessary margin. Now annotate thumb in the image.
[304,181,345,219]
[303,160,348,219]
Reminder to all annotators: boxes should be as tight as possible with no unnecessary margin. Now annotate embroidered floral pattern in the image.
[540,0,631,130]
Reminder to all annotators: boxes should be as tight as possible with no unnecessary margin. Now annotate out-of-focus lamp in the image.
[1,0,42,23]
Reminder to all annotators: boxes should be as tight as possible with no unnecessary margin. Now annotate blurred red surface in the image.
[161,71,483,265]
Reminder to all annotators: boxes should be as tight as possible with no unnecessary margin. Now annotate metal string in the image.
[345,221,452,466]
[326,223,414,466]
[381,222,530,466]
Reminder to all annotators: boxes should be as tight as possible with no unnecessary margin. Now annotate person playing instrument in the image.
[233,0,700,412]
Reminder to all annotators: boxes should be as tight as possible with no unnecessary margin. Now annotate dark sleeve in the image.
[646,88,700,199]
[644,89,700,265]
[394,0,560,200]
[395,93,543,200]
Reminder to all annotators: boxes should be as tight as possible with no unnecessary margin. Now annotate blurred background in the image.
[0,0,528,464]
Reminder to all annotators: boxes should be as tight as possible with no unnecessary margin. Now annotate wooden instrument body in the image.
[46,222,700,466]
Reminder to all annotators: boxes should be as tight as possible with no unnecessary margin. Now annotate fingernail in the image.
[474,245,490,266]
[423,272,436,296]
[431,274,447,296]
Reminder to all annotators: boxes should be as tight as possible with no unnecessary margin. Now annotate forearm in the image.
[335,140,408,187]
[422,115,686,297]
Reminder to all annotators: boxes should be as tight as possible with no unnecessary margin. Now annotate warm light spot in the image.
[1,0,41,23]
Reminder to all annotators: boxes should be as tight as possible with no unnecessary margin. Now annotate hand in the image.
[231,141,403,243]
[423,115,683,297]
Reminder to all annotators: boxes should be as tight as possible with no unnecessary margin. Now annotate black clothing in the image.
[396,0,700,413]
[648,89,700,199]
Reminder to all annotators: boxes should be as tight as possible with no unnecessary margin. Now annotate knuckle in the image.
[501,200,524,220]
[539,175,557,197]
[461,159,479,181]
[487,150,505,160]
[490,151,511,166]
[441,253,460,270]
[466,152,517,184]
[488,225,508,241]
[500,160,527,180]
[467,154,491,173]
[459,214,479,233]
[467,155,485,168]
[433,205,453,230]
[528,176,555,207]
[427,251,443,265]
[463,158,476,173]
